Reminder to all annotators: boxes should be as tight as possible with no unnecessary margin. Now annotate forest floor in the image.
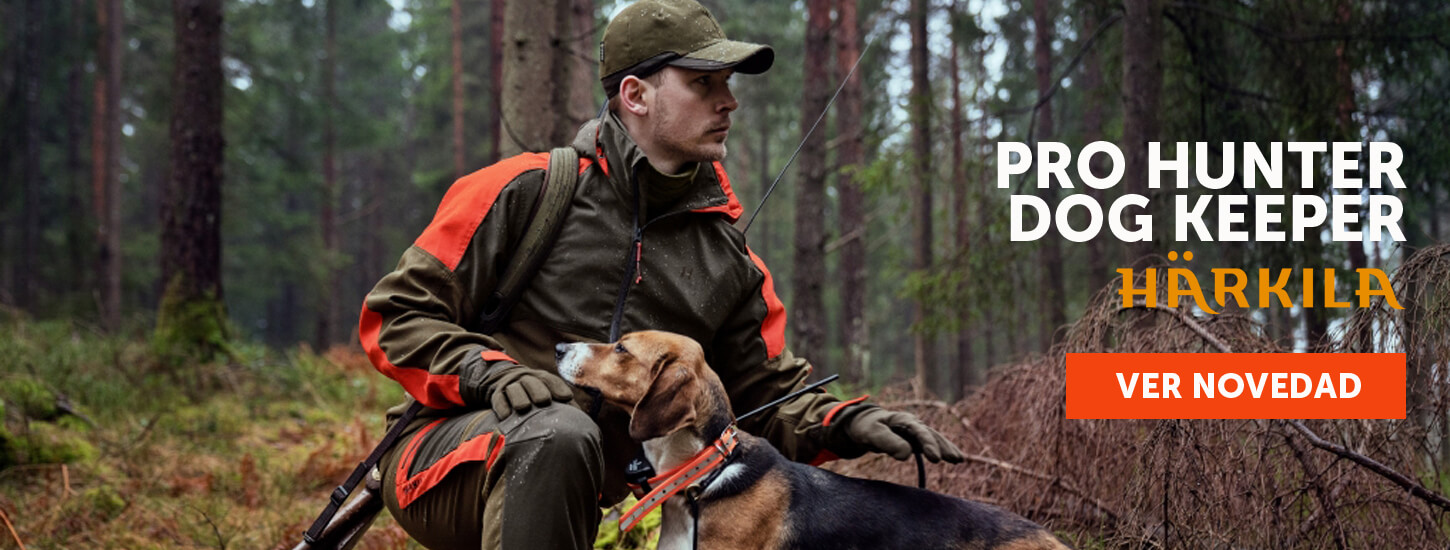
[0,315,1098,550]
[0,316,424,549]
[0,317,741,549]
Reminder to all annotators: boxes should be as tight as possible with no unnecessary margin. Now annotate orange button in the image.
[1066,353,1405,419]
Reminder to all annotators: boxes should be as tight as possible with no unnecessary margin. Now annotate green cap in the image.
[600,0,774,97]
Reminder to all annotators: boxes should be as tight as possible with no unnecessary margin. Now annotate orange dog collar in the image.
[621,425,739,532]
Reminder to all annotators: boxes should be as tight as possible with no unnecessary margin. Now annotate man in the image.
[359,1,964,548]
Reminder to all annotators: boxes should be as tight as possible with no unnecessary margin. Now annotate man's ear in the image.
[619,75,650,117]
[629,355,697,440]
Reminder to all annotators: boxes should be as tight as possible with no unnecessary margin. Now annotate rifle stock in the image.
[292,475,384,550]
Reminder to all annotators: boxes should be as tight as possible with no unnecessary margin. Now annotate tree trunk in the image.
[159,0,227,362]
[976,31,995,370]
[19,0,44,311]
[1335,1,1368,275]
[1035,0,1064,351]
[501,0,590,154]
[755,104,771,256]
[489,0,504,163]
[67,0,89,305]
[792,0,830,362]
[569,0,597,122]
[950,7,974,392]
[1082,3,1109,296]
[316,0,340,349]
[93,0,124,330]
[836,0,867,384]
[452,0,466,177]
[910,0,935,398]
[1122,0,1163,266]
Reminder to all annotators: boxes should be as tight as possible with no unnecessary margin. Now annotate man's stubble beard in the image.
[649,103,727,165]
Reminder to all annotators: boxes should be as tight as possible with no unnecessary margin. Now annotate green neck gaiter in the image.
[641,161,700,214]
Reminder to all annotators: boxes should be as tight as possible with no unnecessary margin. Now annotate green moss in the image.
[0,376,58,419]
[154,275,232,366]
[18,422,98,464]
[594,499,660,549]
[84,486,128,520]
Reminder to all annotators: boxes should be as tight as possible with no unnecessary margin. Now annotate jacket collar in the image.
[573,113,744,223]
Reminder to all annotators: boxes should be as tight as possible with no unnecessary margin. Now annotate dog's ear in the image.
[628,353,698,441]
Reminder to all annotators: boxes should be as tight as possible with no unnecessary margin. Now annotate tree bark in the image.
[66,0,89,304]
[489,0,504,163]
[836,0,868,384]
[1082,2,1109,296]
[19,0,44,311]
[910,0,936,398]
[500,0,590,154]
[1334,1,1367,276]
[1035,0,1064,351]
[755,104,771,256]
[950,4,974,392]
[93,0,124,329]
[316,0,340,349]
[159,0,227,362]
[1122,0,1163,266]
[792,0,830,362]
[569,0,597,122]
[452,0,467,177]
[976,29,994,370]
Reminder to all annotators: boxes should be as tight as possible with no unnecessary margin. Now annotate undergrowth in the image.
[0,316,672,550]
[0,316,402,549]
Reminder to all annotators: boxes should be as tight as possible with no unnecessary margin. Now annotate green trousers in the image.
[379,404,605,550]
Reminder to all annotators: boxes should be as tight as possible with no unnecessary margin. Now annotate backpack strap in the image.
[299,148,582,550]
[475,146,581,334]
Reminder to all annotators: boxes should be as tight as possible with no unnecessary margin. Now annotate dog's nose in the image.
[555,343,569,361]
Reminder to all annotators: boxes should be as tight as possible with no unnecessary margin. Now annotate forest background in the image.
[2,0,1449,548]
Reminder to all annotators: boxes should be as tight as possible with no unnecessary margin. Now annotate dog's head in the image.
[557,330,728,441]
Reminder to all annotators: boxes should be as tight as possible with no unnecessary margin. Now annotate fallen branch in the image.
[1123,300,1234,353]
[1284,420,1450,513]
[1138,299,1450,516]
[0,505,26,550]
[1137,299,1450,513]
[958,453,1120,523]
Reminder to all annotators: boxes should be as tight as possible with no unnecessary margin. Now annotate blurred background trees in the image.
[1,0,1447,398]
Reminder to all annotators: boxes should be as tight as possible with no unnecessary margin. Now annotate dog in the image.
[556,330,1073,550]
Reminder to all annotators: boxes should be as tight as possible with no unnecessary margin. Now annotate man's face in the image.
[645,66,738,165]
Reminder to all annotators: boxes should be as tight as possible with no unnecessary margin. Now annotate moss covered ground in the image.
[0,317,661,549]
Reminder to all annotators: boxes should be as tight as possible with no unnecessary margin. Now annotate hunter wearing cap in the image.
[359,0,965,548]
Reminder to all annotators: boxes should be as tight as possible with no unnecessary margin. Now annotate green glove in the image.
[483,363,575,419]
[845,407,965,463]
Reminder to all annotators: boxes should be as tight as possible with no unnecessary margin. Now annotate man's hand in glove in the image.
[845,407,965,463]
[484,363,575,419]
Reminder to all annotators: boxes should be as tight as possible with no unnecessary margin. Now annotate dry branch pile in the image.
[830,244,1450,549]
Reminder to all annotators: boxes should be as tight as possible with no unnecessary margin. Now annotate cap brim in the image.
[670,39,774,74]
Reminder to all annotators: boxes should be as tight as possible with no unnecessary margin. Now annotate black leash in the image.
[912,446,926,489]
[736,374,838,422]
[740,374,924,488]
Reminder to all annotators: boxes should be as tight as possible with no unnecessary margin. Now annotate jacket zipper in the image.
[608,165,702,342]
[609,165,645,342]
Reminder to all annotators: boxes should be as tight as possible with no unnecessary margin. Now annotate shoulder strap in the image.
[300,148,582,549]
[475,146,581,334]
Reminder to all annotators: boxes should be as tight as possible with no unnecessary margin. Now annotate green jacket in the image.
[360,114,868,504]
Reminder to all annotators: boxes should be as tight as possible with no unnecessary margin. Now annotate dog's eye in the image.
[614,343,627,354]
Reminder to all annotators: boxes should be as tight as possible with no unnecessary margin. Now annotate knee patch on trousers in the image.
[394,418,506,509]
